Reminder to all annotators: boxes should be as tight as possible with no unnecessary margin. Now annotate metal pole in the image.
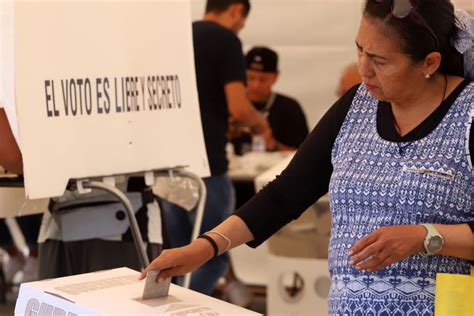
[174,171,207,289]
[81,181,150,268]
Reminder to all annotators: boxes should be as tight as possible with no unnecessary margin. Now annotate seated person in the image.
[231,47,309,154]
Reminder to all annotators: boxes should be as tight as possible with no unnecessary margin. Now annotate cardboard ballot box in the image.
[15,267,261,315]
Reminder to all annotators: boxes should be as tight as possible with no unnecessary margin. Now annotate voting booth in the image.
[1,0,209,200]
[0,0,210,250]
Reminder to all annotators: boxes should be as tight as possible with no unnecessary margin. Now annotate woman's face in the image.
[355,16,425,103]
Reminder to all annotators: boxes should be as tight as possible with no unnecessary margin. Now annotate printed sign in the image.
[1,0,209,199]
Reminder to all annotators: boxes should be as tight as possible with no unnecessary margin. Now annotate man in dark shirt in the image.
[231,47,309,154]
[161,0,274,295]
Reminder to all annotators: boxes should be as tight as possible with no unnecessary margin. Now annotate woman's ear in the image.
[423,52,442,76]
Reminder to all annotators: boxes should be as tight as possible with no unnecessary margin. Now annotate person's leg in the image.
[160,198,194,286]
[160,201,193,249]
[0,219,13,250]
[12,214,42,283]
[0,219,20,284]
[188,174,235,295]
[16,214,42,254]
[38,240,74,279]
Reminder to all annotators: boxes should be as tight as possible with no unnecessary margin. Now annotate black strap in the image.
[141,187,155,205]
[197,234,218,259]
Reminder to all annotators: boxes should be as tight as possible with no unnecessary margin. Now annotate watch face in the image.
[428,235,444,253]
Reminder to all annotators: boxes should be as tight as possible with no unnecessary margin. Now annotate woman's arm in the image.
[348,223,474,273]
[139,85,360,281]
[434,223,474,260]
[0,108,22,174]
[139,215,253,281]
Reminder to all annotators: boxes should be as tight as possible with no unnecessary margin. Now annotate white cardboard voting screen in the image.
[15,267,261,315]
[1,0,209,199]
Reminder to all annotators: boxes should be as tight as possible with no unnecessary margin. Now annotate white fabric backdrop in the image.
[192,0,473,128]
[192,0,365,128]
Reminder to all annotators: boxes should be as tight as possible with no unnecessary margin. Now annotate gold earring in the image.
[424,73,431,79]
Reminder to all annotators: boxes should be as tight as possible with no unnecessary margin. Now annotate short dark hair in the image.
[364,0,464,77]
[205,0,251,17]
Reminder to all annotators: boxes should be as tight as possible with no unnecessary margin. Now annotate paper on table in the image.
[435,267,474,316]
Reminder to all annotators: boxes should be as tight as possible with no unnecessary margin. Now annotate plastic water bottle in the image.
[251,134,266,152]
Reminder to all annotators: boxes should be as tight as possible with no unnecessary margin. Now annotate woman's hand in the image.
[348,225,426,272]
[139,239,214,282]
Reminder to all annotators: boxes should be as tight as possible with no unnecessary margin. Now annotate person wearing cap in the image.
[160,0,276,296]
[231,47,309,153]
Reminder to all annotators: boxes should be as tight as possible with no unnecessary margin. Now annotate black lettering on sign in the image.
[47,74,182,117]
[174,75,182,108]
[103,77,111,114]
[84,78,92,115]
[133,76,140,112]
[147,76,154,111]
[140,76,146,111]
[159,76,165,110]
[76,79,84,115]
[96,78,104,114]
[122,77,129,112]
[61,80,69,116]
[69,80,78,116]
[45,80,59,117]
[114,77,122,113]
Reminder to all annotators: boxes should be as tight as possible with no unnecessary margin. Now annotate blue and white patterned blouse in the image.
[328,83,474,315]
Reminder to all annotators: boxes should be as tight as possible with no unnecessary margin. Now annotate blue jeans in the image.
[161,174,235,295]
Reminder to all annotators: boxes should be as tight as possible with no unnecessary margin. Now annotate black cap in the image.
[246,47,278,73]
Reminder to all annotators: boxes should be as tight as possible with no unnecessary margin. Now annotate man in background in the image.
[231,46,309,154]
[161,0,275,296]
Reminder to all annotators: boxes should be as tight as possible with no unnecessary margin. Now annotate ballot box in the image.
[15,267,261,315]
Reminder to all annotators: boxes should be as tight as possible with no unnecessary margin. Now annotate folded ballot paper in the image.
[15,267,261,315]
[142,270,171,301]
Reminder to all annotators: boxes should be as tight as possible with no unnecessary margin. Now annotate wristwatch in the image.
[420,223,444,257]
